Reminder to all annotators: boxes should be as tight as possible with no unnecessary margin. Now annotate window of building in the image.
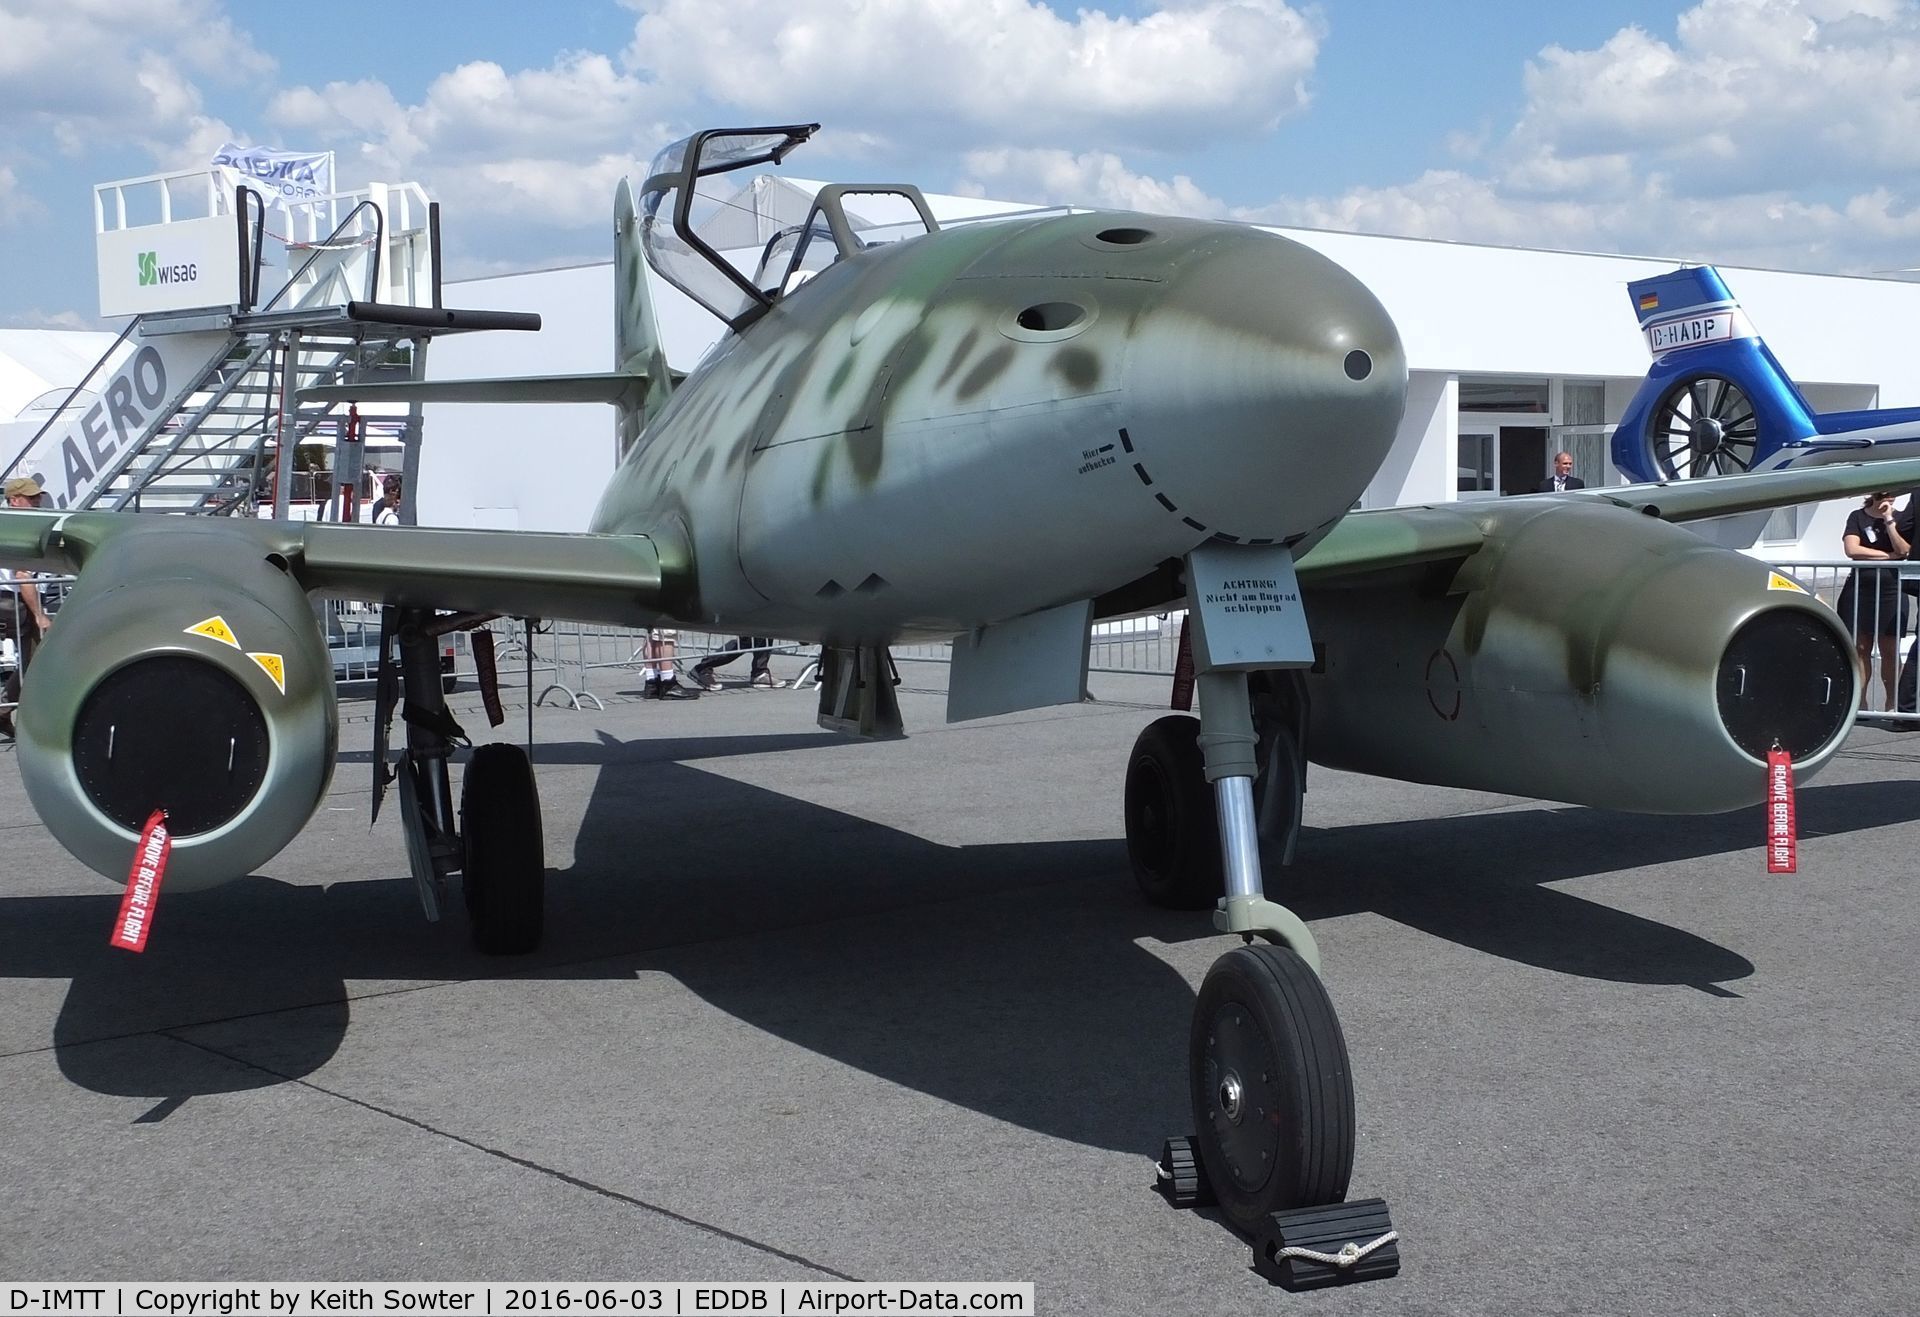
[1459,378,1549,413]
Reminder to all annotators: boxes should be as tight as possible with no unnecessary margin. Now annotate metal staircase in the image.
[0,174,530,519]
[88,315,419,514]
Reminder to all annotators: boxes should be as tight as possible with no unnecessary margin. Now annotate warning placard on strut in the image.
[1186,541,1314,671]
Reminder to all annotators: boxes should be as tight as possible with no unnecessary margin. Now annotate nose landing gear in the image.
[1127,647,1374,1274]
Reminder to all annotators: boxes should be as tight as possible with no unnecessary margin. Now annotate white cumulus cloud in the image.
[621,0,1323,153]
[1247,1,1920,273]
[0,0,272,160]
[959,148,1228,216]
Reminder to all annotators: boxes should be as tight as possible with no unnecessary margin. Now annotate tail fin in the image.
[302,176,678,453]
[1610,266,1817,481]
[614,176,674,457]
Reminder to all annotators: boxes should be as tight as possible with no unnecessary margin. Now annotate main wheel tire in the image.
[1124,715,1223,909]
[1190,944,1354,1233]
[461,742,545,955]
[1649,374,1760,478]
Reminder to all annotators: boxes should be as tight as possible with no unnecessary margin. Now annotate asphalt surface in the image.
[2,663,1917,1315]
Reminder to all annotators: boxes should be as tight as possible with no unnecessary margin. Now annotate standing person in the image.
[690,637,785,690]
[1836,490,1908,710]
[1,477,54,740]
[371,475,400,524]
[641,628,697,698]
[374,479,403,526]
[1537,451,1586,493]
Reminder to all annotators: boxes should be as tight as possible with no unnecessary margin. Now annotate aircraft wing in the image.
[0,510,679,627]
[1297,457,1920,585]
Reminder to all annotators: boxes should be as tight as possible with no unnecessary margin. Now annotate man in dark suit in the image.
[1538,451,1586,493]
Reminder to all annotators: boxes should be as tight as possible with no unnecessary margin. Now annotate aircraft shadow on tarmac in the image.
[4,728,1915,1140]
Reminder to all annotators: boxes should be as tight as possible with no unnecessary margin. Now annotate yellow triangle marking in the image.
[247,652,286,694]
[184,616,241,649]
[1768,571,1807,593]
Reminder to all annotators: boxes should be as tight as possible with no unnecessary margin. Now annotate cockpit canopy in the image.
[639,124,940,331]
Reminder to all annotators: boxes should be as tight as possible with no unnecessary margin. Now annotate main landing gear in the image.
[387,607,547,956]
[1125,668,1354,1231]
[461,742,545,955]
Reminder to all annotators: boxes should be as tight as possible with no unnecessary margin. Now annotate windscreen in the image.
[638,126,818,327]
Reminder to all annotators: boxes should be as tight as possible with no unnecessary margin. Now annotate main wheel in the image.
[1124,715,1223,908]
[1190,943,1354,1233]
[461,742,545,955]
[1649,374,1759,478]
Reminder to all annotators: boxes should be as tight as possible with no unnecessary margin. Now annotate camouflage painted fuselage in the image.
[590,211,1407,642]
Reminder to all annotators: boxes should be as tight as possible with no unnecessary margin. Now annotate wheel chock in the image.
[1153,1135,1215,1209]
[1252,1198,1400,1291]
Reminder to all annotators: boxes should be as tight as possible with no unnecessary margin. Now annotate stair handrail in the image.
[0,314,143,484]
[236,184,269,310]
[258,199,385,315]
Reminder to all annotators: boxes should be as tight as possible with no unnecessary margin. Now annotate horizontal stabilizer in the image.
[300,373,646,406]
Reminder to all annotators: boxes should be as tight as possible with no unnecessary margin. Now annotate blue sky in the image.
[5,0,1920,328]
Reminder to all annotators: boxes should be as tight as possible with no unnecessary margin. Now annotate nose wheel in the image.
[1191,942,1354,1231]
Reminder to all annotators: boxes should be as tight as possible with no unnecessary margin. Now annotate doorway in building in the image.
[1456,421,1551,499]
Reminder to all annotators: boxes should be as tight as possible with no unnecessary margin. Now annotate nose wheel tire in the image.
[1124,715,1224,909]
[460,742,546,955]
[1649,374,1759,479]
[1191,943,1354,1233]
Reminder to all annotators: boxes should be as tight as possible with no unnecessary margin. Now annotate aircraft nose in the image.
[1123,226,1406,545]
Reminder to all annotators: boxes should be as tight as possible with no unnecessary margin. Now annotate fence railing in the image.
[1769,560,1919,724]
[8,567,1920,730]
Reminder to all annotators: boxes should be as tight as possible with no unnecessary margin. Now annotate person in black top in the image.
[1537,451,1586,493]
[1837,490,1908,710]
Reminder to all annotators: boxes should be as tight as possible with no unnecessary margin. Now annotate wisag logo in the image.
[135,251,198,288]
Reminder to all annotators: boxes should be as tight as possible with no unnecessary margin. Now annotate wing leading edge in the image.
[0,511,683,628]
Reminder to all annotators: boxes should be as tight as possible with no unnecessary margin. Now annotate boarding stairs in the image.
[0,176,447,516]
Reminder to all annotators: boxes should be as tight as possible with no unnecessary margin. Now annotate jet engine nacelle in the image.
[1302,502,1857,813]
[17,526,337,890]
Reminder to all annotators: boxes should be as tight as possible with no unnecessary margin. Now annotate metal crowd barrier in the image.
[1,572,73,734]
[1771,560,1920,726]
[8,568,1920,733]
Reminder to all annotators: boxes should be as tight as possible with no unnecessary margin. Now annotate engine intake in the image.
[72,655,273,836]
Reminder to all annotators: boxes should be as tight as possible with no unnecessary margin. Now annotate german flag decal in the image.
[1638,291,1660,311]
[184,616,241,649]
[247,652,287,694]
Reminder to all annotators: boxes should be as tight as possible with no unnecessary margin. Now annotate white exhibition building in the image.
[7,164,1920,567]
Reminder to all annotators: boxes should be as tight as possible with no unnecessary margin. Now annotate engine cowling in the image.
[17,526,337,890]
[1302,501,1857,813]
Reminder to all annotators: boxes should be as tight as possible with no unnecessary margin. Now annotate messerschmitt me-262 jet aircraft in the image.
[5,123,1920,1232]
